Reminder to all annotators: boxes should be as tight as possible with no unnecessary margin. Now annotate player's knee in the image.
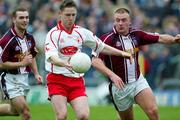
[76,111,89,120]
[56,113,67,120]
[148,106,158,115]
[147,106,159,120]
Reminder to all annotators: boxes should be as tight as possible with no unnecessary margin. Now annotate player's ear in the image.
[59,10,63,15]
[12,16,16,25]
[129,19,132,26]
[58,11,62,20]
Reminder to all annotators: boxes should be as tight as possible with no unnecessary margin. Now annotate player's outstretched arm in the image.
[101,44,132,58]
[158,34,180,44]
[101,44,133,63]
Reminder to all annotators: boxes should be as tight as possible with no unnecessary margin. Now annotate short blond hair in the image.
[114,8,130,14]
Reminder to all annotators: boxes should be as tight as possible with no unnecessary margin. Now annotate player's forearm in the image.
[30,58,39,75]
[1,61,24,70]
[92,57,112,77]
[49,56,67,67]
[158,34,176,44]
[101,44,131,58]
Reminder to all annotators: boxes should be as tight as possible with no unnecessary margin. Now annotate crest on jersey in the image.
[116,41,121,47]
[28,41,32,47]
[131,36,138,45]
[60,38,65,43]
[15,46,21,51]
[77,38,82,43]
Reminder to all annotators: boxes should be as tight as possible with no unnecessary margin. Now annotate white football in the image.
[70,52,91,73]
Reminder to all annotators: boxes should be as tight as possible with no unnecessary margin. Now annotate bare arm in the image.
[158,34,180,44]
[101,44,132,58]
[92,57,124,89]
[30,58,43,84]
[1,61,26,70]
[49,55,69,67]
[0,53,33,70]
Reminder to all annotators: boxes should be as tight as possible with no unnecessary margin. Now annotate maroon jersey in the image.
[0,28,37,74]
[99,28,159,83]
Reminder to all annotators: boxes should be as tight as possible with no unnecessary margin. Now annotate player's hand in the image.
[35,74,43,85]
[109,73,124,89]
[21,51,33,66]
[64,61,74,73]
[122,51,133,64]
[174,34,180,43]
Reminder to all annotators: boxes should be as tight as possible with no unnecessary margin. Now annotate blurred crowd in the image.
[0,0,179,90]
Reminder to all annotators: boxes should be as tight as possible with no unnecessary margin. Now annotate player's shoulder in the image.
[100,31,114,42]
[74,25,90,32]
[129,28,144,34]
[47,26,60,35]
[129,28,158,36]
[129,28,150,37]
[0,29,14,44]
[26,31,34,38]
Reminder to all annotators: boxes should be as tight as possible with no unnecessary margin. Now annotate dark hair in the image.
[12,6,28,17]
[114,8,130,14]
[59,0,77,11]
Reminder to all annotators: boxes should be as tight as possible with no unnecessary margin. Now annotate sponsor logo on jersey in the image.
[60,46,78,55]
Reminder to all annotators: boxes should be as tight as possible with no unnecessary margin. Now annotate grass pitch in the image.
[0,104,180,120]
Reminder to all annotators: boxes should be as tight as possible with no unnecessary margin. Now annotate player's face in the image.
[13,11,29,31]
[60,7,77,31]
[113,12,131,36]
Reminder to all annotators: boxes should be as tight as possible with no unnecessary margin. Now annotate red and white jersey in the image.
[45,21,104,77]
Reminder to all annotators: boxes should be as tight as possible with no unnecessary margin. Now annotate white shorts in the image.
[110,74,150,111]
[0,73,30,99]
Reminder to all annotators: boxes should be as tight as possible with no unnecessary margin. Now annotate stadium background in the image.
[0,0,180,120]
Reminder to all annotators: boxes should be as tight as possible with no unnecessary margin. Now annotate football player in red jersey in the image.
[45,1,133,120]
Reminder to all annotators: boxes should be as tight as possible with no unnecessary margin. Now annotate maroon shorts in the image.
[46,73,86,102]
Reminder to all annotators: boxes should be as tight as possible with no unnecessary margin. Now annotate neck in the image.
[63,24,72,32]
[14,27,25,38]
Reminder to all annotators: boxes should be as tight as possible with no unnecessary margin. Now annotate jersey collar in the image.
[11,27,27,39]
[57,21,76,34]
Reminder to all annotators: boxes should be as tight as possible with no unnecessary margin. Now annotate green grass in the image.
[0,104,180,120]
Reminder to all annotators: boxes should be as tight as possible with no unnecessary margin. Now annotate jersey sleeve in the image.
[136,30,159,45]
[91,34,110,60]
[0,40,11,63]
[81,28,105,53]
[29,36,38,57]
[45,29,59,62]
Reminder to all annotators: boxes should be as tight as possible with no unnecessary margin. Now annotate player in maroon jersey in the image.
[0,7,42,120]
[92,8,180,120]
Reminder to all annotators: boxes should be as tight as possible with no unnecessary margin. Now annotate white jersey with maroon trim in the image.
[45,21,104,77]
